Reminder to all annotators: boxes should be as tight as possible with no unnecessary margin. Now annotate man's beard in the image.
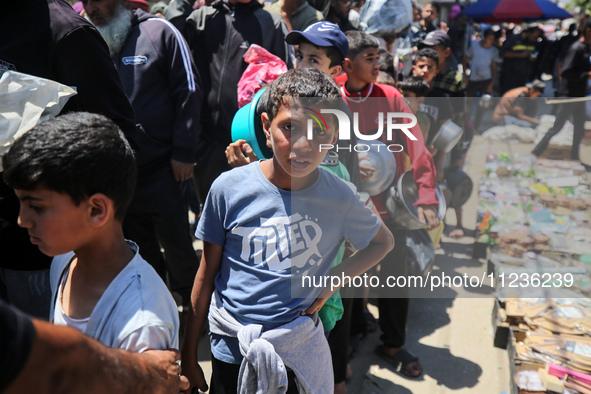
[87,4,133,57]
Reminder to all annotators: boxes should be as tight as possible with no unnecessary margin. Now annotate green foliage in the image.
[566,0,591,13]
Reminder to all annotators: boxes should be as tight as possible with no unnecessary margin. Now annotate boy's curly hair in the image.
[266,68,343,122]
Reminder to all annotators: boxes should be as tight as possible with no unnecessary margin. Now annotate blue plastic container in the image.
[231,88,272,159]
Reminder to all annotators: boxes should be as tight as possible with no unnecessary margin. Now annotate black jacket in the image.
[167,0,293,161]
[115,10,202,167]
[559,40,591,97]
[0,0,137,270]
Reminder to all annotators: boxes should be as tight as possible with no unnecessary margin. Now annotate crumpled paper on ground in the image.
[0,70,77,170]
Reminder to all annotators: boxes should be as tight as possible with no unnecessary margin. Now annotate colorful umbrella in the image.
[463,0,572,23]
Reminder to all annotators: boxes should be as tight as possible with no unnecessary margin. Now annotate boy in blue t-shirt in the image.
[182,68,394,393]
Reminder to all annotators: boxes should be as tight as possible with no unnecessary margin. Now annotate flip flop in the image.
[449,227,464,239]
[374,346,422,379]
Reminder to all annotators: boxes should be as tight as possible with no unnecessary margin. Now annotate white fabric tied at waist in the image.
[208,291,334,394]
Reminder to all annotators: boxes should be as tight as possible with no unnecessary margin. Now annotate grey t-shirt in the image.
[468,42,500,82]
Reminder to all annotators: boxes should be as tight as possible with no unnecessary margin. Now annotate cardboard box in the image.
[540,144,571,161]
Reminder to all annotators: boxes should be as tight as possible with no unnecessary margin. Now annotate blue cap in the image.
[286,22,349,61]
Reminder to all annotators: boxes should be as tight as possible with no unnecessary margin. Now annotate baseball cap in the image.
[418,30,452,48]
[128,0,150,12]
[286,22,349,60]
[526,79,546,92]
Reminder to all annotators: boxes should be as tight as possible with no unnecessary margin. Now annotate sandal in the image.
[449,226,464,239]
[375,346,423,378]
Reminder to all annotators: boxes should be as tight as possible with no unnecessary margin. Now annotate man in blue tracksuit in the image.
[166,0,294,204]
[83,0,202,308]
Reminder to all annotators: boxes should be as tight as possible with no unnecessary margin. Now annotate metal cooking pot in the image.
[479,94,493,109]
[386,170,447,230]
[444,167,473,208]
[358,141,397,196]
[430,120,463,153]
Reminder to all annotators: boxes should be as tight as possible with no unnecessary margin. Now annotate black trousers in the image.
[210,355,299,394]
[466,79,492,130]
[375,226,410,348]
[532,100,586,160]
[123,165,199,303]
[193,144,232,206]
[328,292,353,384]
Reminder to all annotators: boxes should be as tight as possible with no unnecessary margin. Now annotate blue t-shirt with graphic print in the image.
[195,161,381,363]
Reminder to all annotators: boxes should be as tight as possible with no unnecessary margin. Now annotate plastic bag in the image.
[0,71,77,170]
[406,228,436,277]
[359,0,412,38]
[237,44,288,108]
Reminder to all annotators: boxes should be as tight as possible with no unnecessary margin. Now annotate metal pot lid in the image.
[435,183,447,219]
[431,120,463,153]
[386,171,447,230]
[397,170,421,218]
[358,140,397,196]
[398,171,447,220]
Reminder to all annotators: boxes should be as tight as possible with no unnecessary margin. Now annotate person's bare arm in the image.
[302,221,394,313]
[488,62,497,93]
[280,0,296,31]
[463,56,470,86]
[417,204,440,230]
[181,241,224,393]
[6,320,189,394]
[434,150,445,182]
[556,61,563,82]
[513,106,539,125]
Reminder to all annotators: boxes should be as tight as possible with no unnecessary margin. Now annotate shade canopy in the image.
[463,0,572,23]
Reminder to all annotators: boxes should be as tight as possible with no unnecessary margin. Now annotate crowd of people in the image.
[1,0,590,393]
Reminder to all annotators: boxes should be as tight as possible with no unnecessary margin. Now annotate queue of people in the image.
[1,0,591,393]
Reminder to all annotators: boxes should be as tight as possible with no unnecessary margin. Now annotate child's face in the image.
[15,187,91,257]
[295,42,341,79]
[263,100,337,188]
[481,34,495,48]
[412,57,438,84]
[346,47,380,84]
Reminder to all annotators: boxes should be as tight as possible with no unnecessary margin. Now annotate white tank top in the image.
[53,267,90,333]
